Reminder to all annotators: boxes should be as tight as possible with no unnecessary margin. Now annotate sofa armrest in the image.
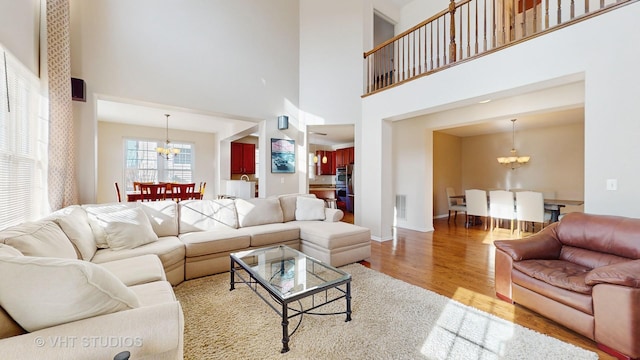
[324,208,344,222]
[0,301,184,359]
[493,223,562,261]
[586,260,640,288]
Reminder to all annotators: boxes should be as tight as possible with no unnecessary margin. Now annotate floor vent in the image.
[396,194,407,220]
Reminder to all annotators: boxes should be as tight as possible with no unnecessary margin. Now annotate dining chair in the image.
[464,189,489,230]
[515,191,552,235]
[489,190,516,233]
[114,182,122,202]
[445,187,466,224]
[198,182,206,199]
[171,183,198,201]
[139,183,167,201]
[540,189,559,218]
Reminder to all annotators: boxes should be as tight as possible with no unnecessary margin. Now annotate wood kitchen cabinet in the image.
[231,142,255,174]
[315,150,335,175]
[335,147,354,167]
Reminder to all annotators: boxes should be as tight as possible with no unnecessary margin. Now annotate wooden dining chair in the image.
[198,182,206,199]
[114,182,122,202]
[171,183,197,201]
[139,183,167,201]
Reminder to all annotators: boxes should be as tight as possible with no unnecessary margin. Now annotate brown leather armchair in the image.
[494,212,640,360]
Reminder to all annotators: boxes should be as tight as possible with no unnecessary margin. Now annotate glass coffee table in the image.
[230,245,352,353]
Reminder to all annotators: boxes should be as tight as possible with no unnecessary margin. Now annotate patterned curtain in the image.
[47,0,78,210]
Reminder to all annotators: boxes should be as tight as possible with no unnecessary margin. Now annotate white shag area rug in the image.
[174,263,598,360]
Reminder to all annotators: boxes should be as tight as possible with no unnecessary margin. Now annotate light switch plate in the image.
[606,179,617,191]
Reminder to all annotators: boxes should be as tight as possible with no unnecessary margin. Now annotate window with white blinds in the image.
[123,139,194,191]
[0,47,48,230]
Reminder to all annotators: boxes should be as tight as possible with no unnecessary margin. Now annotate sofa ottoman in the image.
[297,221,371,267]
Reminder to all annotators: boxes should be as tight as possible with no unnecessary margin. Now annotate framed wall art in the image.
[271,138,295,173]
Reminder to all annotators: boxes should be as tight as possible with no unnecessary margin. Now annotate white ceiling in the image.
[437,107,584,137]
[97,98,258,134]
[308,125,355,146]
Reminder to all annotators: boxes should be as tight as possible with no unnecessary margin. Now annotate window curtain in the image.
[47,0,78,210]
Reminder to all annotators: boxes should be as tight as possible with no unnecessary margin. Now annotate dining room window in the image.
[123,138,194,191]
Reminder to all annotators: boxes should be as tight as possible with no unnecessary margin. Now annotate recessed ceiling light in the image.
[478,99,491,104]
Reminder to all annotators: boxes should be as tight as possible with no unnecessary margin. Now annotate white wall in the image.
[299,0,364,126]
[69,0,300,203]
[0,0,40,75]
[361,3,640,240]
[97,122,216,203]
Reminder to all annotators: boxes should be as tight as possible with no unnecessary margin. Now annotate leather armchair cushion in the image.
[514,259,592,294]
[586,259,640,288]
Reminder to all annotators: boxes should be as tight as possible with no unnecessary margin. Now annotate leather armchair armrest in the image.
[494,223,562,261]
[586,259,640,288]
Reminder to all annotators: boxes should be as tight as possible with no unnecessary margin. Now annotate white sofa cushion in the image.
[295,196,326,221]
[235,197,283,227]
[52,206,97,261]
[0,256,139,332]
[0,244,22,257]
[179,199,238,233]
[0,220,77,259]
[102,207,159,251]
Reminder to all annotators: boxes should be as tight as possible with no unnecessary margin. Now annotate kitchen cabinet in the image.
[335,147,354,167]
[231,142,255,174]
[315,150,335,175]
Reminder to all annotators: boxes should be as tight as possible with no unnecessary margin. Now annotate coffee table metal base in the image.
[230,257,351,353]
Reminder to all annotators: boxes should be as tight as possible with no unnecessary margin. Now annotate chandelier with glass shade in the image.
[156,114,180,159]
[496,118,530,169]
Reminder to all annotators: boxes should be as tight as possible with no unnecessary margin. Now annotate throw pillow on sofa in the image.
[0,256,140,332]
[51,206,97,261]
[102,207,159,251]
[0,220,77,259]
[295,196,326,221]
[278,193,316,222]
[84,203,130,249]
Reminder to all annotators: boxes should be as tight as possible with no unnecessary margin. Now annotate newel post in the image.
[449,0,457,63]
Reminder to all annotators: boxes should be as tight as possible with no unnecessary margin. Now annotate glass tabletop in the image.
[231,245,351,300]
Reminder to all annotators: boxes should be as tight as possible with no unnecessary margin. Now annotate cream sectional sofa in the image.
[0,193,370,359]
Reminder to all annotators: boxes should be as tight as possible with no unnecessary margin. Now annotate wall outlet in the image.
[280,177,285,184]
[606,179,617,191]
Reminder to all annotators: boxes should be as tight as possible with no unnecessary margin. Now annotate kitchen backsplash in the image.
[310,175,334,185]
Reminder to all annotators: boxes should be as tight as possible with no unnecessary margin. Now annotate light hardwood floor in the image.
[342,213,614,359]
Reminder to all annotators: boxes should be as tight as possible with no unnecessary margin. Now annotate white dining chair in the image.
[465,189,489,230]
[489,190,516,233]
[515,191,552,235]
[446,187,467,224]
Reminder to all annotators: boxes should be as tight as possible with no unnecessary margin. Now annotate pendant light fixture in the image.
[497,119,530,170]
[156,114,180,159]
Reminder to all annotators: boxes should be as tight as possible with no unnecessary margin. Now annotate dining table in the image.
[449,195,584,223]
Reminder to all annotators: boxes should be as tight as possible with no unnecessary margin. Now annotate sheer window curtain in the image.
[47,0,78,210]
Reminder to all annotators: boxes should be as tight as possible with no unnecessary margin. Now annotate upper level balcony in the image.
[363,0,637,96]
